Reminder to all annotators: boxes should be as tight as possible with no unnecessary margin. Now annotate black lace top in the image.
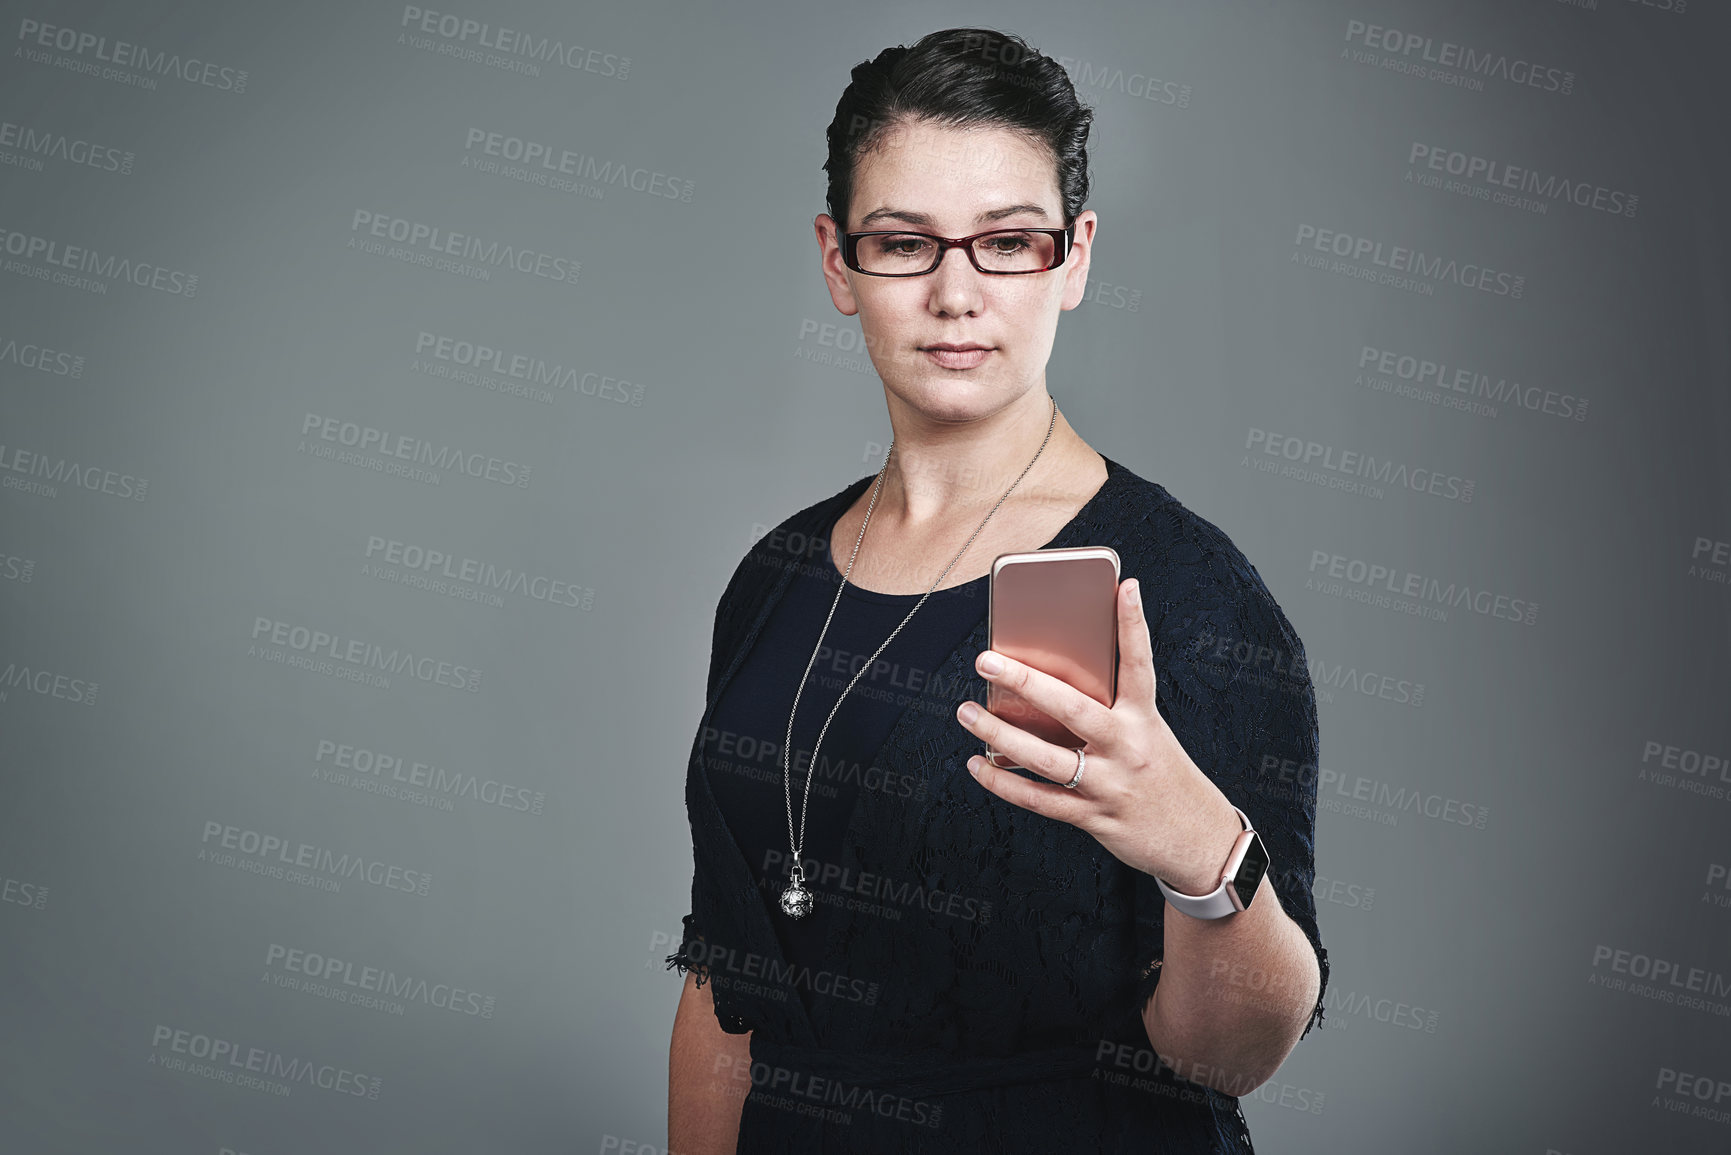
[670,455,1329,1154]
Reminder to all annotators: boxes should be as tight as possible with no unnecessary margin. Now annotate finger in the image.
[975,648,1117,752]
[957,698,1091,787]
[965,754,1093,827]
[1114,577,1158,710]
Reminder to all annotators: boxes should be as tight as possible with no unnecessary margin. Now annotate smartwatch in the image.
[1154,806,1270,920]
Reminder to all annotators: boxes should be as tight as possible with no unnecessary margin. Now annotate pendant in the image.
[779,865,814,918]
[779,881,813,918]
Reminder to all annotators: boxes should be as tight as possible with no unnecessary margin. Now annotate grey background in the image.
[1,1,1727,1152]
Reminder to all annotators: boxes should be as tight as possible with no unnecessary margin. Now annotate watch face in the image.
[1231,833,1270,907]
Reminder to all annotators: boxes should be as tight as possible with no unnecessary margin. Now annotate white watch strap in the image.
[1154,805,1252,920]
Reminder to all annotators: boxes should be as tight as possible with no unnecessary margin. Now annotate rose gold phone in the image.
[983,546,1120,771]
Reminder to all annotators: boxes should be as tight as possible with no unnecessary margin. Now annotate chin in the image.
[893,378,1010,421]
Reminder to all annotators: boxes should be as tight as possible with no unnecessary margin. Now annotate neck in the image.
[876,388,1081,527]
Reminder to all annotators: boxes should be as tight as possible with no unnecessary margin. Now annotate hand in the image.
[955,577,1243,893]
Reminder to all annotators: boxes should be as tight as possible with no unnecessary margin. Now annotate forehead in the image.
[850,119,1061,230]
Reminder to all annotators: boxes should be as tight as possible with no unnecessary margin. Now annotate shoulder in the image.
[701,473,873,696]
[1107,463,1309,690]
[720,474,871,592]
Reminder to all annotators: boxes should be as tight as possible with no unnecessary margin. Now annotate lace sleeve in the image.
[667,549,746,992]
[1133,540,1330,1041]
[666,911,712,988]
[664,544,762,1034]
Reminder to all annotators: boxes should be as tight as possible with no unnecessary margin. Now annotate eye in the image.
[870,234,937,258]
[982,233,1032,253]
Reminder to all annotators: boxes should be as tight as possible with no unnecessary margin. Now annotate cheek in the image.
[858,293,919,332]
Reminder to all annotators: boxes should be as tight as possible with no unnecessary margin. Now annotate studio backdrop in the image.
[1,1,1728,1153]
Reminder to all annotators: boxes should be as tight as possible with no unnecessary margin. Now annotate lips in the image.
[922,344,993,369]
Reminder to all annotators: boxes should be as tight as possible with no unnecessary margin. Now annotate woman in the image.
[668,27,1327,1154]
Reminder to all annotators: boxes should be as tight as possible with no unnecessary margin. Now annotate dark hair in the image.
[823,27,1094,232]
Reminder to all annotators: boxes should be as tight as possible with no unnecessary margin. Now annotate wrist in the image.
[1158,792,1246,897]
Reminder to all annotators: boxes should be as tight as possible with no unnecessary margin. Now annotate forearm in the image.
[1140,871,1320,1095]
[669,973,753,1155]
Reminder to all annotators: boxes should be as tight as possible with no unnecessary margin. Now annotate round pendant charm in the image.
[779,881,814,919]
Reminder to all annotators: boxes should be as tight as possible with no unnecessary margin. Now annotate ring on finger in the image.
[1063,747,1086,789]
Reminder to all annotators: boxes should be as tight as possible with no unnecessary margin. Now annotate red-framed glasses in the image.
[841,224,1075,277]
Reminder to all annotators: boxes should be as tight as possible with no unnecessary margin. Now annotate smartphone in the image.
[983,546,1120,771]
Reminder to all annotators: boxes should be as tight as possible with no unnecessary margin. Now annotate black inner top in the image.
[703,510,989,1014]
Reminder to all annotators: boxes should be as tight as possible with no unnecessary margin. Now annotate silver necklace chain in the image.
[776,395,1059,918]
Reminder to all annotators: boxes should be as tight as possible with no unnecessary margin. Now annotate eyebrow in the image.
[856,203,1052,229]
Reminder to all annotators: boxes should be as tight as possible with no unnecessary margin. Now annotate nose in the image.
[927,245,984,314]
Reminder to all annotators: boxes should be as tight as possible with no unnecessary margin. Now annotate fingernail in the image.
[959,701,980,724]
[978,651,1004,676]
[1129,579,1141,607]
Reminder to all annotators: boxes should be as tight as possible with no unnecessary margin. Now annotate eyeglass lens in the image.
[853,231,1058,275]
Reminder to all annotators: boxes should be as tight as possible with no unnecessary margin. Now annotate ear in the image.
[1058,210,1098,312]
[815,214,861,317]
